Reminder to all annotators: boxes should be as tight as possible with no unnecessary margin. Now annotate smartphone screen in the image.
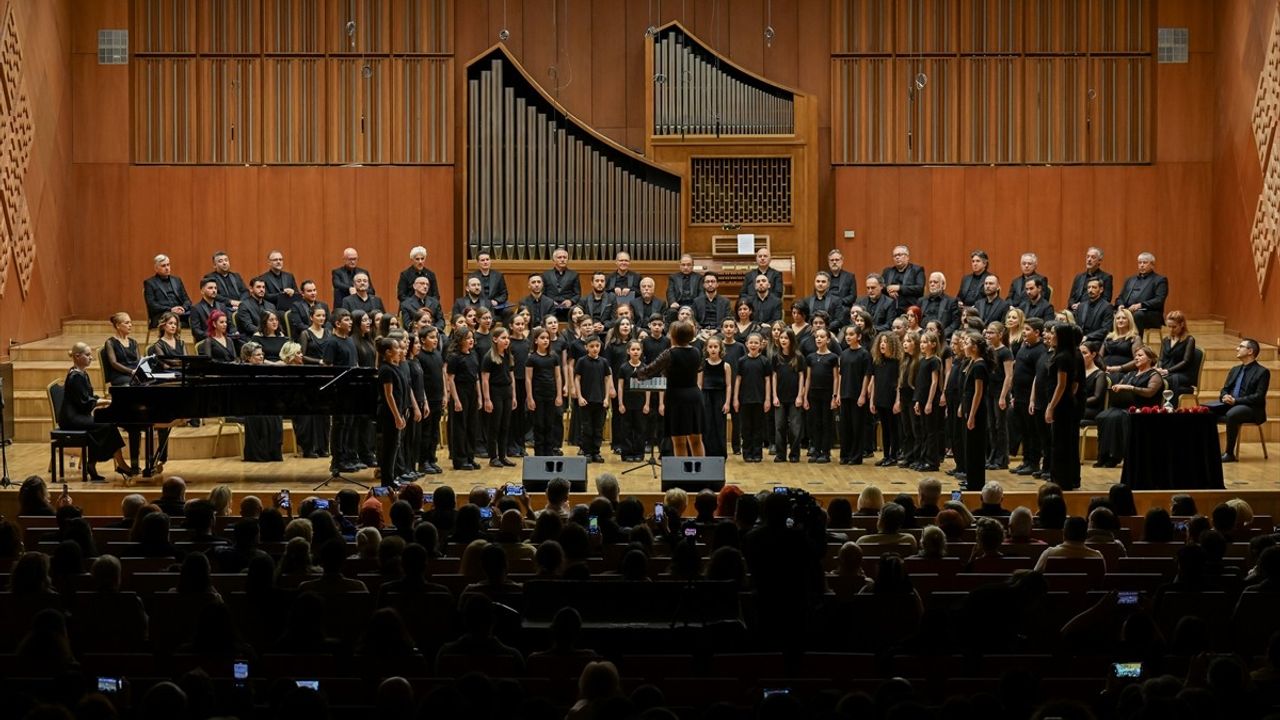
[1112,662,1142,678]
[589,516,600,534]
[951,490,963,502]
[763,688,790,698]
[1117,591,1139,606]
[279,489,291,509]
[773,486,788,494]
[233,661,249,681]
[487,487,497,500]
[654,502,664,520]
[372,486,391,497]
[683,525,697,537]
[97,678,122,693]
[296,680,320,690]
[479,507,493,519]
[313,499,330,510]
[507,483,524,496]
[424,492,433,504]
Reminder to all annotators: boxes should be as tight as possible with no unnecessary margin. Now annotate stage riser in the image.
[1199,361,1280,390]
[13,421,297,457]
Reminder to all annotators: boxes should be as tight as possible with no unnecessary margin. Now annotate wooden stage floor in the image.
[1,440,1275,513]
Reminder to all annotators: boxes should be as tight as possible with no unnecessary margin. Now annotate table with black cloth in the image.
[1120,412,1224,489]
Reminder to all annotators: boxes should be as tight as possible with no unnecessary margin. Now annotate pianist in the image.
[60,343,130,482]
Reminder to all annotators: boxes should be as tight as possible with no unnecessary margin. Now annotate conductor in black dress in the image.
[59,342,129,482]
[636,320,706,456]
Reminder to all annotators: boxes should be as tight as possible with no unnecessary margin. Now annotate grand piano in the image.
[95,356,377,476]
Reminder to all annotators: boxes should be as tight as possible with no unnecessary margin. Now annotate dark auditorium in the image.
[2,1,1280,718]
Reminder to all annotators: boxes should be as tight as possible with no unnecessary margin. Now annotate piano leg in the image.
[142,426,157,478]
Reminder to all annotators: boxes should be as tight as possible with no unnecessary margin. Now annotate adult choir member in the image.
[957,251,991,307]
[1019,277,1055,322]
[1043,323,1084,489]
[286,280,330,341]
[235,278,276,337]
[740,247,784,299]
[636,320,706,456]
[630,278,665,325]
[252,311,288,362]
[882,245,926,311]
[521,274,556,328]
[206,251,248,309]
[1156,311,1198,399]
[323,309,359,473]
[146,312,185,465]
[826,249,858,304]
[856,274,897,332]
[142,254,192,331]
[340,273,384,316]
[240,342,283,463]
[1076,279,1115,342]
[1115,252,1168,333]
[604,251,641,299]
[803,272,847,329]
[59,343,130,482]
[1006,253,1051,306]
[920,272,960,338]
[469,250,509,312]
[197,310,241,362]
[1093,344,1162,469]
[400,276,445,331]
[103,312,143,476]
[332,247,376,306]
[973,275,1011,326]
[1008,318,1046,476]
[746,276,783,326]
[188,278,226,343]
[692,273,733,331]
[396,246,440,303]
[1209,339,1272,463]
[1080,340,1108,423]
[1068,247,1113,311]
[666,254,703,320]
[543,248,581,320]
[258,250,298,308]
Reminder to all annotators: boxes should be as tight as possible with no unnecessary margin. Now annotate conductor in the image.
[636,320,705,456]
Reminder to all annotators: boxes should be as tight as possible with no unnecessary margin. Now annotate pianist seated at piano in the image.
[60,342,131,482]
[197,310,242,362]
[239,342,284,462]
[252,310,289,362]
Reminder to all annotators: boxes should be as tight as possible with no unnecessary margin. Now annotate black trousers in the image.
[295,415,330,456]
[898,389,917,463]
[510,384,529,454]
[531,396,561,456]
[807,391,835,456]
[330,415,356,468]
[486,392,513,460]
[776,400,804,460]
[986,395,1010,467]
[1034,402,1054,475]
[838,401,866,463]
[964,409,988,490]
[1009,399,1040,469]
[703,389,728,457]
[420,399,442,467]
[730,408,742,454]
[399,400,423,475]
[1212,403,1267,454]
[920,407,944,467]
[876,405,898,459]
[946,400,965,469]
[618,402,647,456]
[740,403,766,456]
[376,411,402,486]
[450,392,478,466]
[1050,402,1081,489]
[356,418,376,465]
[578,401,606,455]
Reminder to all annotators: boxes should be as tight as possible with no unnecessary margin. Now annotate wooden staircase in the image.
[7,320,295,458]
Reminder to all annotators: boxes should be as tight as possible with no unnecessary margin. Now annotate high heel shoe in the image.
[114,464,134,477]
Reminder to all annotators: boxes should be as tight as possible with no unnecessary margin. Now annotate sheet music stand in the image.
[622,377,667,478]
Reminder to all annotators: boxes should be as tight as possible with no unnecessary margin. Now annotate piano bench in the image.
[49,430,92,484]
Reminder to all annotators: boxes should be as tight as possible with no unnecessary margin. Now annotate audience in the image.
[1035,516,1106,571]
[973,481,1011,517]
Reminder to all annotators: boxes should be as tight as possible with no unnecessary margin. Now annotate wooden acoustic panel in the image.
[1,5,35,297]
[1250,4,1280,296]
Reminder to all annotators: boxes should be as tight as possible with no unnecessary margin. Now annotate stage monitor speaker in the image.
[660,456,725,492]
[521,456,588,492]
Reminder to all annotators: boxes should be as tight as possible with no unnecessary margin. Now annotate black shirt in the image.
[509,337,530,389]
[574,355,612,404]
[483,354,514,391]
[378,363,407,416]
[642,335,670,363]
[701,359,729,391]
[1011,341,1046,402]
[419,350,443,402]
[1033,350,1055,406]
[323,335,357,367]
[722,342,746,379]
[527,351,561,400]
[806,351,839,392]
[773,352,807,404]
[963,359,989,408]
[988,346,1013,400]
[447,353,480,386]
[1050,351,1081,409]
[736,355,773,404]
[839,346,870,400]
[618,363,648,410]
[871,358,900,407]
[914,356,942,405]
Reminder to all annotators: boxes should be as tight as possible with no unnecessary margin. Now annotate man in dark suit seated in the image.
[333,247,376,307]
[286,280,330,339]
[881,245,925,312]
[257,250,298,308]
[451,276,489,319]
[542,247,581,320]
[1116,252,1168,333]
[1018,277,1055,322]
[396,245,440,303]
[692,272,732,330]
[604,251,641,299]
[746,275,783,325]
[629,277,665,325]
[1007,253,1051,306]
[142,254,192,330]
[235,278,276,336]
[1075,279,1115,341]
[207,251,249,311]
[666,253,703,319]
[957,250,991,308]
[920,271,959,337]
[973,275,1011,325]
[740,247,784,299]
[339,272,384,315]
[582,272,618,327]
[855,274,897,332]
[468,250,508,314]
[520,274,557,327]
[400,276,445,330]
[1068,246,1113,312]
[1207,339,1271,462]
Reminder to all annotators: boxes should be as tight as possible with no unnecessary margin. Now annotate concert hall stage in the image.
[1,439,1276,519]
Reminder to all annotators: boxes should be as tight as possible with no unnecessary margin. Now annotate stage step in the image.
[14,417,298,458]
[1198,360,1280,391]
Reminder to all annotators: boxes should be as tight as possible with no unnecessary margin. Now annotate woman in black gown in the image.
[1094,344,1163,468]
[1102,309,1139,380]
[1080,340,1109,422]
[637,320,706,456]
[198,310,241,362]
[1157,311,1197,399]
[961,331,993,491]
[59,342,129,482]
[252,310,288,362]
[240,342,283,462]
[147,311,186,466]
[103,312,143,475]
[1044,323,1084,489]
[351,311,379,467]
[295,306,331,457]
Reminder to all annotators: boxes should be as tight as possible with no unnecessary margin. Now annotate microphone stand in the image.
[0,377,11,488]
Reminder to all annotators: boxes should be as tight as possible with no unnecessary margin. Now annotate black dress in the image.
[639,346,705,438]
[104,337,139,386]
[198,336,241,362]
[148,336,187,367]
[1049,352,1083,488]
[1082,369,1108,421]
[1158,336,1197,397]
[1096,368,1162,464]
[1102,336,1136,379]
[243,359,284,462]
[58,369,125,463]
[254,334,288,362]
[962,359,989,490]
[699,357,729,457]
[295,327,332,456]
